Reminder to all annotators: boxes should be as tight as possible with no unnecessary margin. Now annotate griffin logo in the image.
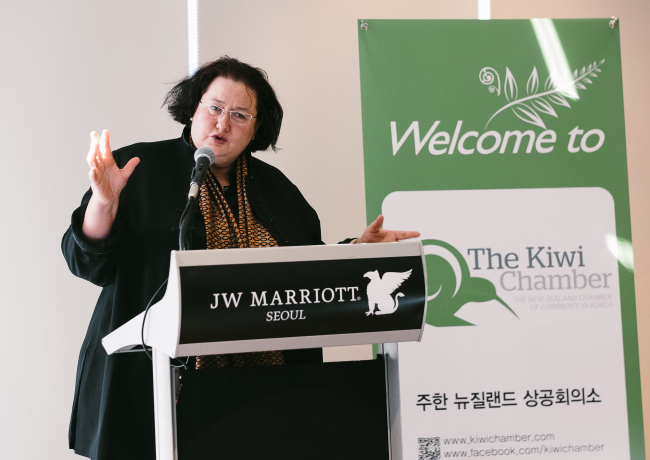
[363,270,412,316]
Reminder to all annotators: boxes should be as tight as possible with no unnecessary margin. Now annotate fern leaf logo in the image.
[479,60,605,129]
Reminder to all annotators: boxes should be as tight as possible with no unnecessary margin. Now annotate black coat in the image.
[62,128,325,459]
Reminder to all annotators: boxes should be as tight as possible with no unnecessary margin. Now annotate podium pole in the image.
[381,342,403,460]
[152,348,178,460]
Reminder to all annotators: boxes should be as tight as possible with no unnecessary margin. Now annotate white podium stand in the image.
[103,241,428,460]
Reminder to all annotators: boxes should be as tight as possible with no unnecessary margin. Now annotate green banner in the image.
[359,19,643,459]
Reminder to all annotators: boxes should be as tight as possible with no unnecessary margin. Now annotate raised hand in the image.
[87,130,139,204]
[82,130,139,241]
[356,215,420,244]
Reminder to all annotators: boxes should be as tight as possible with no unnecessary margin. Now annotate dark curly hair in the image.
[164,56,283,153]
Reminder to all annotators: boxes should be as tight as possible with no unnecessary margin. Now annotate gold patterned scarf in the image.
[196,153,284,369]
[199,154,278,250]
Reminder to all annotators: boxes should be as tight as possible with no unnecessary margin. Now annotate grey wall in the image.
[0,1,187,459]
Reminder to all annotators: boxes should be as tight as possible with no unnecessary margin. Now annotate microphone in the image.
[179,147,215,251]
[188,147,215,198]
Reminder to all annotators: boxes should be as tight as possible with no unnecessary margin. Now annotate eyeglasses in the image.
[199,100,257,126]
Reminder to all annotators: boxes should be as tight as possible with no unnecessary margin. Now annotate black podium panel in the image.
[177,357,389,460]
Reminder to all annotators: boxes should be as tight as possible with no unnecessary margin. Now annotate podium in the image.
[103,241,428,460]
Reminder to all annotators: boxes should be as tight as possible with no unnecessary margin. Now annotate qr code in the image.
[418,437,440,460]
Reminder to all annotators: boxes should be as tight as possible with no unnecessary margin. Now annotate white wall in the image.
[0,1,187,459]
[198,0,477,244]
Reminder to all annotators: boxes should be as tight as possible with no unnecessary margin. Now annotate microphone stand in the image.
[144,150,213,373]
[178,196,196,251]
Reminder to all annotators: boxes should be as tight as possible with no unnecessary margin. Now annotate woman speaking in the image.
[62,57,418,460]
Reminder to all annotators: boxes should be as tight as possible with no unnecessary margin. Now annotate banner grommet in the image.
[609,17,619,29]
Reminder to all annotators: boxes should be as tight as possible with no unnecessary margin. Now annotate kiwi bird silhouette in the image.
[423,239,518,327]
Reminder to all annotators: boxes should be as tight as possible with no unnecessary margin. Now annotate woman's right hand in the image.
[87,130,139,204]
[82,130,139,241]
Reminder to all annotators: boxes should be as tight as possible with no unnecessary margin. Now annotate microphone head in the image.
[194,147,215,165]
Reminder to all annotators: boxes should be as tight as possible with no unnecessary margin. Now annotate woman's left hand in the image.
[356,215,420,244]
